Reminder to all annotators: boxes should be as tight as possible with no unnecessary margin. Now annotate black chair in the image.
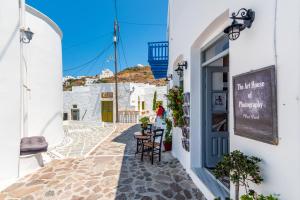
[141,129,164,164]
[141,123,152,134]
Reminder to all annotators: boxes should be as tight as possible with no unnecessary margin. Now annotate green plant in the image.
[164,118,172,143]
[241,190,279,200]
[166,86,184,127]
[213,150,263,200]
[152,91,157,111]
[139,116,150,128]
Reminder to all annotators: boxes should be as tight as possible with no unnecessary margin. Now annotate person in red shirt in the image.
[156,105,165,118]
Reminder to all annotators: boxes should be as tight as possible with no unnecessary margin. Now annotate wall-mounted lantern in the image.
[175,65,183,77]
[175,61,188,77]
[178,61,188,70]
[20,28,34,44]
[224,8,255,41]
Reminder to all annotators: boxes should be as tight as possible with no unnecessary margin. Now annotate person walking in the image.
[155,105,165,128]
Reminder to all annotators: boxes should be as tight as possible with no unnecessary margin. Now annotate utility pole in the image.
[114,19,119,123]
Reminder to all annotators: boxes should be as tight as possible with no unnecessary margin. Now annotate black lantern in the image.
[224,8,255,41]
[175,65,184,77]
[178,61,188,70]
[175,60,188,77]
[20,28,34,44]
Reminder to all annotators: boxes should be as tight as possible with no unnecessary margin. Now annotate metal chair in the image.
[141,129,164,164]
[141,123,153,134]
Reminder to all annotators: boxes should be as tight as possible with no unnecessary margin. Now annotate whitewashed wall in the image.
[168,0,300,199]
[0,0,21,187]
[64,83,134,122]
[24,6,64,147]
[63,83,167,122]
[229,1,300,199]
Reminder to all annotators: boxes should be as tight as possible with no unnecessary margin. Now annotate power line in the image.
[118,21,166,26]
[86,45,113,76]
[63,32,113,50]
[63,42,113,72]
[118,30,128,68]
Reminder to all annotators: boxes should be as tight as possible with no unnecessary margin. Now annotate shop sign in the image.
[233,66,278,145]
[101,92,113,98]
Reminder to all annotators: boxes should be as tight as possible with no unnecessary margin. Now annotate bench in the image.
[20,136,48,167]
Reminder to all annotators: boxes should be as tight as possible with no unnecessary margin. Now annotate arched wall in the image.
[24,5,63,147]
[189,9,229,169]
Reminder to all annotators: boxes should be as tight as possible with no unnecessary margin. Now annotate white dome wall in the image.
[24,6,63,147]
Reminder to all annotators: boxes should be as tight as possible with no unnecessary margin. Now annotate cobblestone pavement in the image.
[1,124,206,200]
[46,121,115,159]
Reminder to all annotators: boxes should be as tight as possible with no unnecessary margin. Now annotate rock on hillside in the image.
[97,66,166,86]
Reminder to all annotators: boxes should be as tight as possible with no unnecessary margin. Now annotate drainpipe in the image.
[18,0,26,177]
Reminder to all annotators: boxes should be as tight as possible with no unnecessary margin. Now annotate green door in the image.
[102,101,113,122]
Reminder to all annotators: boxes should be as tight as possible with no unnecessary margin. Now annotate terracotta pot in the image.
[163,142,172,151]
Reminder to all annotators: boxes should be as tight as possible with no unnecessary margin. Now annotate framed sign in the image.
[101,92,113,98]
[212,92,227,112]
[233,66,278,145]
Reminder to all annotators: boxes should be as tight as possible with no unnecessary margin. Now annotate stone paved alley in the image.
[0,123,206,200]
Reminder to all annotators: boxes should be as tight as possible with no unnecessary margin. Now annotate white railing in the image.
[118,111,139,123]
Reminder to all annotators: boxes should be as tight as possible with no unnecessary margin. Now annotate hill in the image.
[98,66,166,86]
[64,66,167,91]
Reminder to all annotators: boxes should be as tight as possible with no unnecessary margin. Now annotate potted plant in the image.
[139,116,150,130]
[241,190,279,200]
[213,150,263,200]
[164,118,173,151]
[166,86,184,127]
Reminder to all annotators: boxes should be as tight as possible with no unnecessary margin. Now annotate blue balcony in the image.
[148,41,169,79]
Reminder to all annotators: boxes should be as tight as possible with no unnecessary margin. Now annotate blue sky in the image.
[26,0,168,77]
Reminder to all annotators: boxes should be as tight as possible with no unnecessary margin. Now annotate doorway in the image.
[201,35,229,169]
[203,66,229,168]
[71,109,80,120]
[101,101,113,122]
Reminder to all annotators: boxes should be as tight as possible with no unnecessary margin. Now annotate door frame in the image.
[202,66,229,168]
[200,34,230,168]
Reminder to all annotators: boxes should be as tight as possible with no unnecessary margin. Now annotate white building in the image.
[63,83,167,123]
[167,0,300,199]
[85,78,98,86]
[0,0,63,188]
[98,69,114,79]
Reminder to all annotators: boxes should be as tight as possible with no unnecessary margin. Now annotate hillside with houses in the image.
[63,66,167,91]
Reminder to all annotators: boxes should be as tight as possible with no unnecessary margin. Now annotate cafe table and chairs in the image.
[134,124,153,155]
[141,129,164,165]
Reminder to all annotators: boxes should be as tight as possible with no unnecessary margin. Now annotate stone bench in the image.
[20,136,48,167]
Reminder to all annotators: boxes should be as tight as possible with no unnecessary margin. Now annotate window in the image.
[63,113,68,121]
[142,101,145,110]
[202,35,229,65]
[73,104,78,109]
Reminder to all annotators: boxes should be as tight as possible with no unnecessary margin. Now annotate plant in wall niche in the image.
[139,116,150,129]
[163,118,173,151]
[166,86,184,127]
[213,150,263,200]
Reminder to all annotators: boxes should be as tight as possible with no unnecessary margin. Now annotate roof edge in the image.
[25,5,63,39]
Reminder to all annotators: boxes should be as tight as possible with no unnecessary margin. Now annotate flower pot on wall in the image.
[163,141,172,151]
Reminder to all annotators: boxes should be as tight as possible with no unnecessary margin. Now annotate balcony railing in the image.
[148,41,169,79]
